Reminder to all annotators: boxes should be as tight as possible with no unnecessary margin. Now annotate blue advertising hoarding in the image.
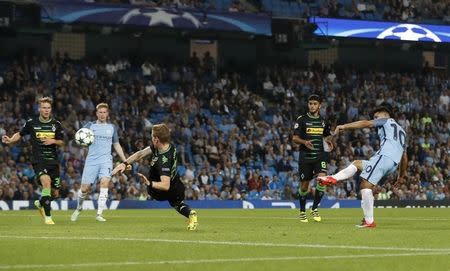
[0,200,357,210]
[309,17,450,43]
[38,0,271,36]
[1,200,449,210]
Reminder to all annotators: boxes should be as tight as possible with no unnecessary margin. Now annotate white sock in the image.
[77,192,86,211]
[332,164,358,181]
[97,187,108,216]
[361,188,374,224]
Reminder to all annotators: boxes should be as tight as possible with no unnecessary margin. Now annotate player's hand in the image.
[137,173,151,186]
[1,135,11,144]
[304,140,314,150]
[324,139,334,151]
[334,125,345,135]
[112,163,126,175]
[41,138,55,145]
[394,175,406,188]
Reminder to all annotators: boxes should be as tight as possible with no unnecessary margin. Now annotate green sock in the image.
[312,184,326,210]
[40,188,52,217]
[299,190,308,212]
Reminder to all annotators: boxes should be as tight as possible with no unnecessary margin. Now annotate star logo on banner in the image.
[118,8,203,29]
[143,8,179,27]
[119,8,179,27]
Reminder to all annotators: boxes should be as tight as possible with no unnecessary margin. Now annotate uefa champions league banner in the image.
[0,200,360,210]
[38,0,271,36]
[309,17,450,43]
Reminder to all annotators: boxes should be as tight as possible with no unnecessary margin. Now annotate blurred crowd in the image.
[0,53,448,202]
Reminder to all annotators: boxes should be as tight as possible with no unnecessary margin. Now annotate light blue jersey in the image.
[373,118,407,164]
[84,121,119,165]
[81,121,119,184]
[360,118,407,185]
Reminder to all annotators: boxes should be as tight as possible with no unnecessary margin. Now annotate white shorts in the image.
[81,162,112,184]
[360,154,398,185]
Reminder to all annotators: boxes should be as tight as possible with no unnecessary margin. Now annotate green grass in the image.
[0,209,449,271]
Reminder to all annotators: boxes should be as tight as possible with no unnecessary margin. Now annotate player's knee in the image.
[352,160,363,171]
[99,178,110,188]
[170,201,183,211]
[360,179,374,189]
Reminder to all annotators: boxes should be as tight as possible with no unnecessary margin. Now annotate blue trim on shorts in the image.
[366,155,382,181]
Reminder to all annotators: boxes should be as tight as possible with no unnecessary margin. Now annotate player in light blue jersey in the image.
[318,103,408,228]
[71,103,127,222]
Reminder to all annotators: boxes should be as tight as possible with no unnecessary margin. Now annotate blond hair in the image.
[38,96,53,106]
[152,123,170,144]
[96,103,109,111]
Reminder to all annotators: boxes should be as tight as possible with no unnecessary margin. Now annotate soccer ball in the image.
[377,24,441,42]
[74,128,95,147]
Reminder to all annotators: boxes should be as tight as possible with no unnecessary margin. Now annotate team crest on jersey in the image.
[162,156,168,164]
[106,129,112,135]
[150,156,158,166]
[51,124,56,132]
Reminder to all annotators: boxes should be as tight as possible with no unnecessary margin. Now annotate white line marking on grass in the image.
[1,235,449,252]
[0,251,449,269]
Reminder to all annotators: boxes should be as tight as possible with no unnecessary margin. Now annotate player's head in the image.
[372,103,392,119]
[308,94,322,114]
[38,96,53,119]
[151,123,170,146]
[96,103,109,122]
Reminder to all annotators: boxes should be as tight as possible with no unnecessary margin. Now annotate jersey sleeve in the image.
[19,119,32,136]
[293,116,305,137]
[83,121,93,129]
[55,121,64,140]
[112,125,119,144]
[158,157,172,177]
[323,121,331,137]
[373,118,388,128]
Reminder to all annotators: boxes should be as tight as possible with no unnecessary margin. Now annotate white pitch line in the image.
[0,251,449,270]
[0,235,449,252]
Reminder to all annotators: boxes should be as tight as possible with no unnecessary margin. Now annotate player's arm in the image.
[395,151,408,186]
[137,174,170,191]
[323,121,334,151]
[292,135,314,150]
[112,146,153,175]
[292,116,314,150]
[1,132,22,145]
[334,120,374,134]
[113,143,127,163]
[323,135,335,151]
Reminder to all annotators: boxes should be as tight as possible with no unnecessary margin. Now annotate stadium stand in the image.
[0,54,448,201]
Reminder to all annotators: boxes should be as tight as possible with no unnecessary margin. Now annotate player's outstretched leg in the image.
[188,210,198,231]
[170,200,198,230]
[318,163,359,186]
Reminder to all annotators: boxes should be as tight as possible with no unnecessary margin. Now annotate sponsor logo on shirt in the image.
[306,128,324,135]
[36,132,55,139]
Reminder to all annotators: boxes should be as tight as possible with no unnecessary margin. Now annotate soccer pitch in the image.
[0,209,449,271]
